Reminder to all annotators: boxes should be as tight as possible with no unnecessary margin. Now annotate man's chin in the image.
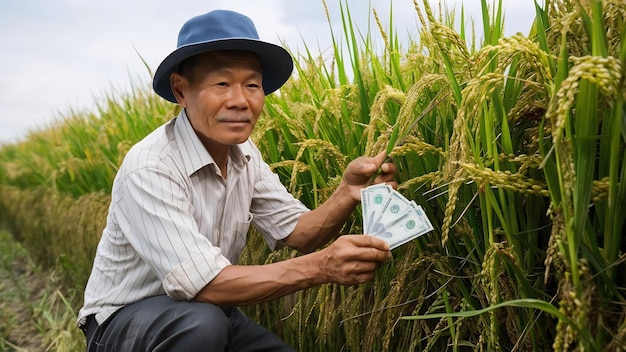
[224,136,250,145]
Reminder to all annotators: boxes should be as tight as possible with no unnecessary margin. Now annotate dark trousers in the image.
[83,295,296,351]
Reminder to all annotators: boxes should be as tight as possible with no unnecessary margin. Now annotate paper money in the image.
[361,184,434,250]
[371,203,434,249]
[361,184,393,234]
[369,190,413,235]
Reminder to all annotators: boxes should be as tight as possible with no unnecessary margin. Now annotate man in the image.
[78,9,396,351]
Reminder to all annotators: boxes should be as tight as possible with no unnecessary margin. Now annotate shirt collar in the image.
[174,109,251,176]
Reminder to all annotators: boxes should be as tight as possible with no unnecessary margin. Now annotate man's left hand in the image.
[342,151,397,203]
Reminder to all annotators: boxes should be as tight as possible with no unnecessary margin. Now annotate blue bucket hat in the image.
[153,10,293,103]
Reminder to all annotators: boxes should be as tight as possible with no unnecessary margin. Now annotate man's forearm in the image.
[194,234,392,306]
[193,253,325,306]
[284,182,358,253]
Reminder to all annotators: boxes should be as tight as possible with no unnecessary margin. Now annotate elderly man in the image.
[78,9,396,351]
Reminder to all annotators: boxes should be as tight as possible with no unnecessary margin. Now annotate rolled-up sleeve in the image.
[164,249,230,300]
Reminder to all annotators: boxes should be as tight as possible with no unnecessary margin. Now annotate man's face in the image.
[171,51,265,151]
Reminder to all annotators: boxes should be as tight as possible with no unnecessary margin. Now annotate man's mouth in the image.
[217,116,251,123]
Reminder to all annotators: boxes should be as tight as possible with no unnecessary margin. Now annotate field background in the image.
[1,0,625,351]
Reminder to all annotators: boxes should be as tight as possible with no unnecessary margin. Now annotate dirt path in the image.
[1,230,48,351]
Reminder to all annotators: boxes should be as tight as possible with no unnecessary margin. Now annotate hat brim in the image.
[153,38,293,103]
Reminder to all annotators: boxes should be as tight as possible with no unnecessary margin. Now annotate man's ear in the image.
[170,73,187,106]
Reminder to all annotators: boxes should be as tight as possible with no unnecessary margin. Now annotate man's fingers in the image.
[340,235,391,263]
[325,235,391,285]
[361,151,386,176]
[372,151,387,166]
[380,160,396,174]
[343,234,389,251]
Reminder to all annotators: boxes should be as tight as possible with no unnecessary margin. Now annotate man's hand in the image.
[342,151,398,203]
[316,235,391,286]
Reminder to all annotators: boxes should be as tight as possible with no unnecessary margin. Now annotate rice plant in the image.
[251,0,626,350]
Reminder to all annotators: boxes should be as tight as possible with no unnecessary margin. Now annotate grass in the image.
[0,0,625,350]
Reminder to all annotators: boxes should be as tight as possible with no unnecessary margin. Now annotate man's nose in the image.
[225,85,248,108]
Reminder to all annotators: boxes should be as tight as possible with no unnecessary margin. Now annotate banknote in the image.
[361,183,393,234]
[361,184,434,250]
[370,202,434,250]
[368,190,413,235]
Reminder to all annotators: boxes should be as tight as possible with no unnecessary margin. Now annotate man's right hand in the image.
[316,235,391,286]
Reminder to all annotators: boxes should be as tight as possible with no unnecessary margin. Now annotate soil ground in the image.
[0,230,47,351]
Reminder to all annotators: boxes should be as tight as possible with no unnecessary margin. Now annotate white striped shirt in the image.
[78,110,308,326]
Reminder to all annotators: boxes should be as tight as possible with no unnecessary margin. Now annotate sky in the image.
[0,0,537,144]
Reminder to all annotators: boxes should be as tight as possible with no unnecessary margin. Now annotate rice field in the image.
[0,0,624,350]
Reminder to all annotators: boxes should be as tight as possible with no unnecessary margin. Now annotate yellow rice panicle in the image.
[553,265,592,351]
[547,56,621,146]
[445,72,501,178]
[373,9,391,57]
[477,34,553,87]
[544,204,566,285]
[440,175,463,247]
[292,139,347,178]
[394,74,450,140]
[591,177,610,203]
[479,243,503,350]
[398,171,443,193]
[458,162,550,197]
[430,21,473,74]
[365,86,406,156]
